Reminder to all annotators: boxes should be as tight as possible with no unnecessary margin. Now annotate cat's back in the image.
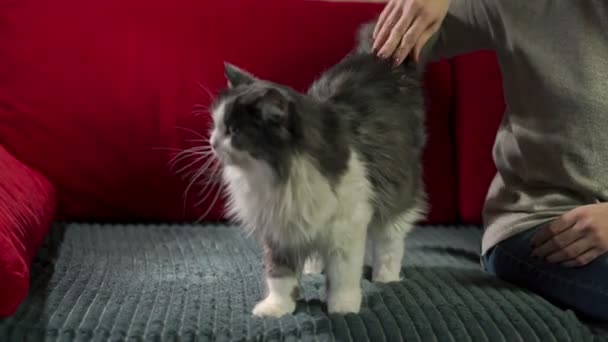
[308,53,419,107]
[308,52,425,150]
[307,52,427,222]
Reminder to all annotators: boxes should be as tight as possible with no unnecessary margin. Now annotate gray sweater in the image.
[423,0,608,255]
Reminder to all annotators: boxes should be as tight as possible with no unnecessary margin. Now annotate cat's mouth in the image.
[215,149,257,171]
[212,149,229,164]
[213,147,239,167]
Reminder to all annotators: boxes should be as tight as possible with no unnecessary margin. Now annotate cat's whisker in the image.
[192,105,211,114]
[182,171,202,213]
[163,144,210,154]
[185,139,213,146]
[169,147,211,161]
[192,110,210,117]
[175,126,208,140]
[169,151,197,170]
[194,166,221,184]
[191,157,219,178]
[181,164,212,180]
[181,156,219,176]
[196,81,216,100]
[152,147,185,152]
[195,165,222,197]
[172,149,215,164]
[191,157,220,186]
[168,147,214,170]
[198,175,224,222]
[174,155,210,176]
[183,160,211,203]
[169,150,192,168]
[178,163,217,185]
[194,176,219,207]
[198,160,220,179]
[157,147,208,169]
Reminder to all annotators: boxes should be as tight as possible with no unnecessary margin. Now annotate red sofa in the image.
[0,0,504,318]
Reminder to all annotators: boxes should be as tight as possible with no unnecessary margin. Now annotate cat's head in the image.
[210,63,301,179]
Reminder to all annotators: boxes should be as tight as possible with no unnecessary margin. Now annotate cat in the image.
[208,22,427,317]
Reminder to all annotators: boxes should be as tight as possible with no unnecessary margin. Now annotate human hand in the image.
[531,204,608,267]
[372,0,450,65]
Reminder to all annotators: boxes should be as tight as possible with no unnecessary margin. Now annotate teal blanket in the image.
[1,224,606,341]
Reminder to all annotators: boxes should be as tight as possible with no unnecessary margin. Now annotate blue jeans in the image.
[483,225,608,321]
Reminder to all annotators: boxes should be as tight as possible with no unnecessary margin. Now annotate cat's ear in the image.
[262,88,290,113]
[224,62,256,88]
[260,88,292,125]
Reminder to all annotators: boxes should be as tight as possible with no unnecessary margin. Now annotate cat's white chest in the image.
[222,153,372,250]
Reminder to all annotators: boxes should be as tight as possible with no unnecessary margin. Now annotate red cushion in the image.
[0,146,56,317]
[0,0,457,223]
[452,51,505,223]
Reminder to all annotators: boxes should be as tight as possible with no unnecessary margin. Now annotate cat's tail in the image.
[355,20,420,73]
[355,21,376,54]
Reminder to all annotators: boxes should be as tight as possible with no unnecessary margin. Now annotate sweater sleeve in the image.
[420,0,500,63]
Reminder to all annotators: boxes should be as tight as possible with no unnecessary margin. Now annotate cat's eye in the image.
[228,126,239,135]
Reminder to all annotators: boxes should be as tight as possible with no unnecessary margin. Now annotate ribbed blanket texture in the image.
[0,223,606,342]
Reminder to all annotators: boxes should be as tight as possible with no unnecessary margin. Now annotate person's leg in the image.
[483,225,608,321]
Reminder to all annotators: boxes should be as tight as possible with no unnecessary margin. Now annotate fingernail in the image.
[393,57,401,67]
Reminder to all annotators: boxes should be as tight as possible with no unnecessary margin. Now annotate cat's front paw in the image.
[252,297,296,318]
[372,271,402,283]
[327,289,362,314]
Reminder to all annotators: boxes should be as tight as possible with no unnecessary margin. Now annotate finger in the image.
[373,0,395,39]
[373,4,402,54]
[531,214,577,247]
[393,16,430,65]
[545,235,594,264]
[377,8,416,59]
[562,248,604,267]
[532,221,586,259]
[411,22,439,63]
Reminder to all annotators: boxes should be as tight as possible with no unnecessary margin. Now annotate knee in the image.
[485,245,608,321]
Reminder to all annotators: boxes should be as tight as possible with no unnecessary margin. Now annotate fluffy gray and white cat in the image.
[208,23,427,317]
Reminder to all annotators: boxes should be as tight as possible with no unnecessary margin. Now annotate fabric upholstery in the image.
[452,51,505,224]
[0,0,457,223]
[0,146,56,317]
[1,223,604,341]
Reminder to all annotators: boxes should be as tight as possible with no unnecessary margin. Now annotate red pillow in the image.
[0,146,56,317]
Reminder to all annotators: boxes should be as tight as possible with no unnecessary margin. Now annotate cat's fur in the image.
[208,23,427,317]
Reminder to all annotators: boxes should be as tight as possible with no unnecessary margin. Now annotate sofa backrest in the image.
[0,0,505,224]
[451,52,506,224]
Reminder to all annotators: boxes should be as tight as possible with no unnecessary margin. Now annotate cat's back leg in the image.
[370,205,425,283]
